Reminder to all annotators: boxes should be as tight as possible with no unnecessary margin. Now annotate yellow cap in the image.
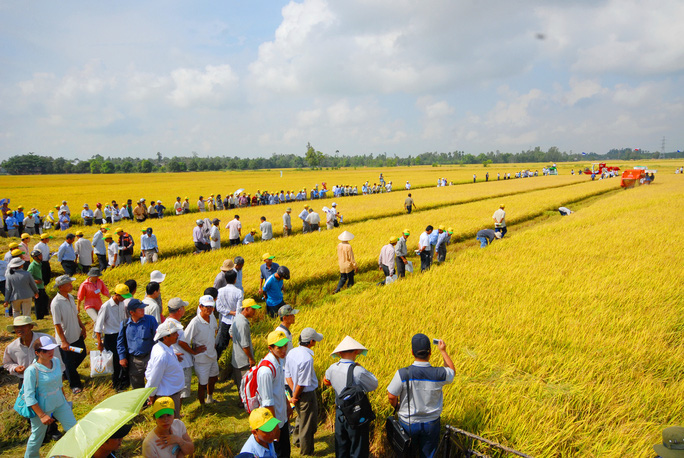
[389,236,398,243]
[438,225,445,231]
[6,210,12,215]
[8,242,19,249]
[11,248,24,256]
[448,227,454,234]
[114,284,133,298]
[21,233,30,240]
[262,253,275,261]
[75,230,84,236]
[249,407,280,432]
[104,233,113,240]
[500,204,505,208]
[267,330,289,347]
[17,205,24,210]
[152,397,175,418]
[115,227,123,233]
[242,298,261,309]
[403,228,410,236]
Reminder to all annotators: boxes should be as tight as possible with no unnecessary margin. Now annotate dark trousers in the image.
[61,260,77,276]
[104,333,129,390]
[335,271,355,292]
[41,261,51,286]
[406,206,412,214]
[96,254,108,272]
[59,336,86,389]
[267,300,286,318]
[35,289,49,320]
[194,242,210,252]
[335,408,369,458]
[273,422,291,458]
[215,322,231,360]
[437,244,447,263]
[94,218,103,225]
[495,226,507,238]
[396,259,406,277]
[129,353,150,389]
[378,265,391,286]
[295,390,318,455]
[229,238,240,246]
[420,251,432,271]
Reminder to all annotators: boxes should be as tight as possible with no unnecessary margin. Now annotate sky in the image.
[1,0,683,161]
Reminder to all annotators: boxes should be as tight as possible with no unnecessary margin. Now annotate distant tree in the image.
[90,160,102,174]
[102,161,115,174]
[305,142,324,169]
[74,160,91,174]
[139,159,153,173]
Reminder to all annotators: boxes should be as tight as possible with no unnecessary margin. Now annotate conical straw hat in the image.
[331,335,368,357]
[338,231,354,242]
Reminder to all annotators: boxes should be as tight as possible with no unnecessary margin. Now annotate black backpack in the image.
[336,363,375,429]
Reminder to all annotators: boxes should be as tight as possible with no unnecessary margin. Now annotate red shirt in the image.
[77,278,110,311]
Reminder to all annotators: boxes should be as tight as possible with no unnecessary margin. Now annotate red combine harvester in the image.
[620,166,656,189]
[582,162,620,175]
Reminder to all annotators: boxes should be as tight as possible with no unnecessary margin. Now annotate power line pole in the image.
[661,136,666,159]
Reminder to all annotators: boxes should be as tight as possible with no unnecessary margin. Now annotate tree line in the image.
[2,145,679,175]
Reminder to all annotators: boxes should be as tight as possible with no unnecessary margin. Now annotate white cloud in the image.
[168,65,239,108]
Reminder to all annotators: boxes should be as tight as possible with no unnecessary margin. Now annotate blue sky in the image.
[1,0,683,161]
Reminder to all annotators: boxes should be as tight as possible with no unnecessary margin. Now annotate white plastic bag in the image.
[385,274,398,285]
[90,350,114,377]
[406,261,414,274]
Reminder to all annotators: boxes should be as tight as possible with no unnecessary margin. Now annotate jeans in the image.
[59,336,86,389]
[25,400,76,458]
[335,271,355,292]
[378,265,391,286]
[437,244,447,263]
[476,236,489,248]
[400,418,441,458]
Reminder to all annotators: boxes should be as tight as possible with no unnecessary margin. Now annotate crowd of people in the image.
[3,250,458,458]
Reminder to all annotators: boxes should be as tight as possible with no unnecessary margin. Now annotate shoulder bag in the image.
[385,366,413,456]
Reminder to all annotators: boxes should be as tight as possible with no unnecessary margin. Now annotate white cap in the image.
[154,320,183,341]
[199,295,216,307]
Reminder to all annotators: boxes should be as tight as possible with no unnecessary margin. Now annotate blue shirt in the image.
[240,434,276,457]
[260,262,280,281]
[141,233,158,251]
[117,315,158,358]
[235,268,243,291]
[23,358,67,414]
[57,241,76,262]
[429,231,439,248]
[5,215,18,229]
[14,211,24,221]
[435,232,449,251]
[263,275,283,308]
[242,233,254,244]
[92,230,106,255]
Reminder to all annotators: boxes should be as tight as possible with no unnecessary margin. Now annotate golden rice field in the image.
[0,161,682,457]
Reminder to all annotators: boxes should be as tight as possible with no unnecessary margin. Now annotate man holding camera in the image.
[387,333,455,458]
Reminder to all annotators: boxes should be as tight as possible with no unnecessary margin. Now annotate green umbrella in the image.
[48,387,155,458]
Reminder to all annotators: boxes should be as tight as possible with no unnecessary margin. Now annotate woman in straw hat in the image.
[333,231,358,294]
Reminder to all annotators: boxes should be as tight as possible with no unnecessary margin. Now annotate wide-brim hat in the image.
[150,270,166,283]
[338,231,354,242]
[655,426,684,458]
[87,267,101,277]
[220,259,235,271]
[8,257,24,269]
[154,320,183,341]
[331,335,368,357]
[7,315,34,332]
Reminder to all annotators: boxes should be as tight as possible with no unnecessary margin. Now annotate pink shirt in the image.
[77,279,110,311]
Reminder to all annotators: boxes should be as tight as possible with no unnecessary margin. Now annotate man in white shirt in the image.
[74,231,93,273]
[95,284,131,390]
[378,236,397,285]
[226,215,242,245]
[285,328,323,456]
[282,208,292,237]
[418,226,433,272]
[305,208,321,231]
[91,225,108,271]
[257,330,292,458]
[210,218,221,250]
[492,204,507,238]
[260,217,273,241]
[51,275,87,393]
[174,197,183,216]
[215,270,243,360]
[145,320,185,418]
[183,295,219,404]
[165,298,194,399]
[143,282,162,324]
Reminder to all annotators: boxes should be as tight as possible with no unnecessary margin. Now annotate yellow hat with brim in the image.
[267,330,289,347]
[262,253,275,260]
[40,234,53,240]
[152,397,175,418]
[115,227,123,233]
[8,242,19,249]
[104,234,113,240]
[242,298,261,309]
[21,233,30,239]
[11,248,24,257]
[403,228,410,236]
[438,225,445,231]
[75,230,84,236]
[249,407,280,432]
[389,236,398,243]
